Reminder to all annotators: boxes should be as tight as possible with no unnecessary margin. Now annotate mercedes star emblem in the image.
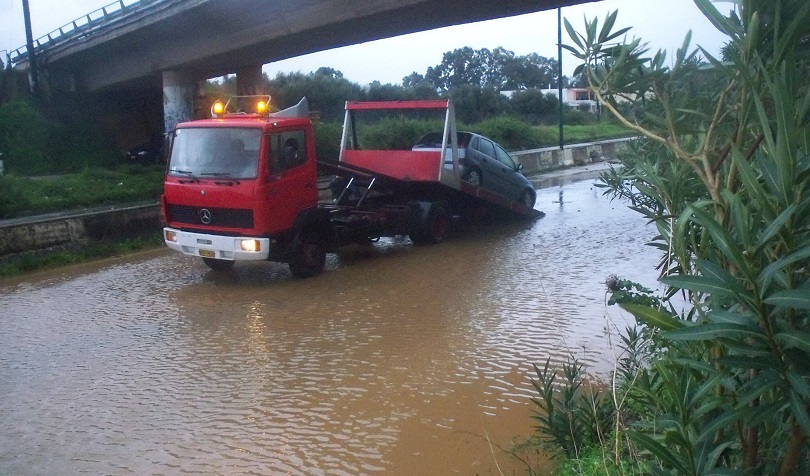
[199,208,212,225]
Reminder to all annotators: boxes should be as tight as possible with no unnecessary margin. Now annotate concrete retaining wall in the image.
[0,203,162,256]
[512,137,635,175]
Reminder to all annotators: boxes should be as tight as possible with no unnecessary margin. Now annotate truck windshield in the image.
[168,127,262,179]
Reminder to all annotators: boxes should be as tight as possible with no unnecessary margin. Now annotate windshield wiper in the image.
[201,172,232,177]
[171,170,200,183]
[215,178,241,186]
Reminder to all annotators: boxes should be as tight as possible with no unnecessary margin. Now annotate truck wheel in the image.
[411,202,451,245]
[202,257,234,271]
[289,230,326,278]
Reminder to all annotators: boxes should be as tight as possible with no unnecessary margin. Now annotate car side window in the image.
[476,138,496,158]
[268,130,306,174]
[495,145,517,170]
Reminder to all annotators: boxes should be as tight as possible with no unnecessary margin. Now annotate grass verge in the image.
[0,232,165,279]
[0,165,165,219]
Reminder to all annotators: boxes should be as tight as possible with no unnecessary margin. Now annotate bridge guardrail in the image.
[10,0,160,64]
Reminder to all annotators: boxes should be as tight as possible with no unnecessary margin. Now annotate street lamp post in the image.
[557,7,564,150]
[22,0,40,94]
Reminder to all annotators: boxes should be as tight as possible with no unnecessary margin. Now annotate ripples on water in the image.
[0,177,662,474]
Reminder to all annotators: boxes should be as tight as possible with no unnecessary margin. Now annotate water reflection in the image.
[0,177,661,474]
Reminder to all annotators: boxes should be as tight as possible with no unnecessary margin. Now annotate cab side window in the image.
[268,130,307,174]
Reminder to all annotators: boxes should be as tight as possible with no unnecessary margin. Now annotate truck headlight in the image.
[240,239,261,252]
[165,230,178,243]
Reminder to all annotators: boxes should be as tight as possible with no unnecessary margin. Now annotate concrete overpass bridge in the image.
[12,0,590,137]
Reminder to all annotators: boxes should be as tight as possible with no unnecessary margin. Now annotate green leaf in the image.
[663,323,766,343]
[661,275,734,298]
[597,10,618,43]
[619,302,685,330]
[707,309,757,326]
[560,44,585,59]
[694,0,740,38]
[630,431,688,473]
[736,370,782,406]
[756,204,796,252]
[748,401,787,427]
[758,244,810,288]
[701,406,745,442]
[775,332,810,353]
[563,18,584,50]
[790,391,810,436]
[786,371,810,398]
[689,205,748,277]
[731,147,774,223]
[696,260,746,295]
[765,288,810,310]
[718,355,776,371]
[601,26,632,43]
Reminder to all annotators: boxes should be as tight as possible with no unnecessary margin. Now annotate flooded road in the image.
[0,174,662,475]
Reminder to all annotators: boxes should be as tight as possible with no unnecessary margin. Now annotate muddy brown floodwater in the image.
[1,173,663,475]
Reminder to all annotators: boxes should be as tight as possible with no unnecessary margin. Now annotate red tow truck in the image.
[162,96,542,277]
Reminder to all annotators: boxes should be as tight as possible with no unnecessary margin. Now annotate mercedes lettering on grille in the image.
[199,208,212,225]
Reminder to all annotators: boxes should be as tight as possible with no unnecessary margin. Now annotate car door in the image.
[494,143,523,200]
[471,136,508,195]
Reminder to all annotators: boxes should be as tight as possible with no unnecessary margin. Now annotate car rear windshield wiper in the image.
[201,172,232,177]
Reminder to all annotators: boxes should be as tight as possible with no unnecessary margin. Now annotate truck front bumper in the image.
[163,228,271,261]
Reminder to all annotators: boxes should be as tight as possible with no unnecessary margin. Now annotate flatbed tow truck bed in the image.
[334,99,544,220]
[319,160,544,220]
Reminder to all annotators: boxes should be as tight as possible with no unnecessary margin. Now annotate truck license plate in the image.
[199,249,216,258]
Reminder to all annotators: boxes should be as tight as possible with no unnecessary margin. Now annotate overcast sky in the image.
[1,0,733,85]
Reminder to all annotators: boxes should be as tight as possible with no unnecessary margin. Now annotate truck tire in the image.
[289,229,326,278]
[410,201,451,245]
[202,257,234,271]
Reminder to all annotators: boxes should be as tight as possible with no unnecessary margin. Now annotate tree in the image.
[447,85,509,123]
[265,70,363,122]
[561,0,810,473]
[508,89,558,123]
[424,46,492,91]
[421,47,562,92]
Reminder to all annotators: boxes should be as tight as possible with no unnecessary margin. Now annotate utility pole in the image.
[22,0,40,95]
[557,7,564,150]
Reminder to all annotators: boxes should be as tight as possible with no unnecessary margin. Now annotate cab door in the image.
[256,128,318,234]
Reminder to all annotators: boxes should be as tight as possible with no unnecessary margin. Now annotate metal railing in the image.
[10,0,162,64]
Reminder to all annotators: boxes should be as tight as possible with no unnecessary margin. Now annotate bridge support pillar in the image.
[236,65,264,95]
[162,70,196,132]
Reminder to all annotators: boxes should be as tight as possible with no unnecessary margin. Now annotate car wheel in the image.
[410,202,451,245]
[202,257,234,271]
[289,229,326,278]
[463,167,483,187]
[519,189,536,208]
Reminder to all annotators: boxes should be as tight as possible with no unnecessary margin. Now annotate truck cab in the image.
[162,96,324,275]
[162,96,542,279]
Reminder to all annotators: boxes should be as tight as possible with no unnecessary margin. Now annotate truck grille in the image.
[166,205,254,229]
